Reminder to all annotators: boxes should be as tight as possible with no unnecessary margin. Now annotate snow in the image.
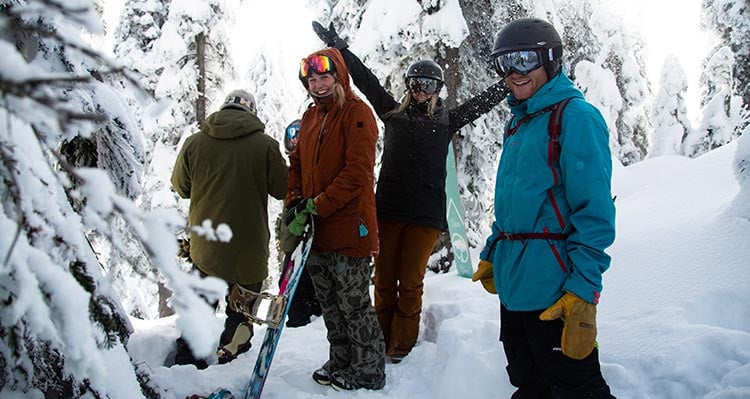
[2,0,747,398]
[125,140,750,399]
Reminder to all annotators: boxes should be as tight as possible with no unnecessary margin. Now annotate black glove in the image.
[312,21,348,50]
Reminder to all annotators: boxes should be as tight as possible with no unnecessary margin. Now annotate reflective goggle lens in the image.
[300,55,334,78]
[286,124,300,141]
[408,77,440,95]
[494,50,543,76]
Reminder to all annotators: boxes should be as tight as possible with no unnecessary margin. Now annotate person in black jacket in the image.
[313,21,508,363]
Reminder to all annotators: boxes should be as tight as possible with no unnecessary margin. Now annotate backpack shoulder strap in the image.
[547,97,573,164]
[546,97,574,230]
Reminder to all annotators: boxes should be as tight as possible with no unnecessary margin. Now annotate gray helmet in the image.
[491,18,563,79]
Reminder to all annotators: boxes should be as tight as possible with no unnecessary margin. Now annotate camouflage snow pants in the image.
[307,251,386,389]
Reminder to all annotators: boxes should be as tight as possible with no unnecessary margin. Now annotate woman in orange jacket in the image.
[286,47,385,391]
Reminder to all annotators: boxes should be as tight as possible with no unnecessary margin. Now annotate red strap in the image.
[486,230,568,258]
[546,98,573,230]
[496,232,568,241]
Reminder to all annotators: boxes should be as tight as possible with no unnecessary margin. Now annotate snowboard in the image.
[445,142,473,278]
[186,388,234,399]
[241,220,315,399]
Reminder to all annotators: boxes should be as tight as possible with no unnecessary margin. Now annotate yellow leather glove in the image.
[471,260,496,294]
[539,292,597,360]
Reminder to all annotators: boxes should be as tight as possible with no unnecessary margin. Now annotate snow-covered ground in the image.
[127,141,750,399]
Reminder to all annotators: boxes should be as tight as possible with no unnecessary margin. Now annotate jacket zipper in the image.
[315,113,328,165]
[543,226,567,273]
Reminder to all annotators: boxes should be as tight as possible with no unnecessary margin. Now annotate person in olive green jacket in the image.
[171,89,288,368]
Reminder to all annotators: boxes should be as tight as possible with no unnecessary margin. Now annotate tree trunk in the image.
[195,32,207,126]
[158,282,175,317]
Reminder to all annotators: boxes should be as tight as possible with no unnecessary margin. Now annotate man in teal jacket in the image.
[473,18,616,398]
[171,89,288,367]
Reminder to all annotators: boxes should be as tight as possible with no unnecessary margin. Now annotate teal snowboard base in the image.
[445,142,473,278]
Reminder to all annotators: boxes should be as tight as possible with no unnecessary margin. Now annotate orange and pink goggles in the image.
[299,54,336,79]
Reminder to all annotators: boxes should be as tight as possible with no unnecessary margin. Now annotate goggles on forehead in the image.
[494,50,544,77]
[407,77,440,95]
[300,54,335,79]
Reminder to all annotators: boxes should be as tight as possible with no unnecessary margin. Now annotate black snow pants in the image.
[500,304,616,399]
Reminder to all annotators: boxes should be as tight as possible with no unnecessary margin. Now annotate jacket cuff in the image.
[563,278,601,305]
[313,193,334,218]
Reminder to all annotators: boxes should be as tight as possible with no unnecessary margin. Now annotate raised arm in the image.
[312,21,398,118]
[448,81,509,131]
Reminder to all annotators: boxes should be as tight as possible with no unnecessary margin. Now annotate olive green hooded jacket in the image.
[172,109,288,285]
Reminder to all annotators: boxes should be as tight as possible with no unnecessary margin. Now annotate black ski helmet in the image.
[405,60,444,85]
[491,18,563,79]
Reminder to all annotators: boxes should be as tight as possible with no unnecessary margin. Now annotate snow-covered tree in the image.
[0,0,135,396]
[0,1,224,396]
[649,55,692,157]
[148,0,236,145]
[726,129,750,219]
[688,46,744,156]
[555,0,601,79]
[114,0,171,95]
[588,5,651,165]
[702,0,750,109]
[111,0,239,316]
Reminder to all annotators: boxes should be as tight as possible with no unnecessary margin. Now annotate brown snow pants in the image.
[373,219,441,357]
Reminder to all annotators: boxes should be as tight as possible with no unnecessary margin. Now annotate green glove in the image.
[539,291,597,360]
[471,260,496,294]
[287,198,317,236]
[279,213,301,253]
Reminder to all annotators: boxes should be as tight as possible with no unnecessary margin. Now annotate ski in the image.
[240,220,315,399]
[445,142,473,278]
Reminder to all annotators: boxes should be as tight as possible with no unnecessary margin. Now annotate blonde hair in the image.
[332,82,346,109]
[306,72,347,109]
[385,91,439,118]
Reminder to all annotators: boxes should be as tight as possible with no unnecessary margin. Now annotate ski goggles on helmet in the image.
[284,120,300,153]
[494,50,544,76]
[300,54,336,79]
[407,77,440,95]
[286,123,300,141]
[286,121,300,142]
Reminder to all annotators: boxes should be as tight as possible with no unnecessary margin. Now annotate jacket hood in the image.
[203,109,265,139]
[304,47,357,106]
[508,68,584,117]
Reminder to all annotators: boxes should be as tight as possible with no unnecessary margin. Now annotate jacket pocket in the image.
[545,239,567,273]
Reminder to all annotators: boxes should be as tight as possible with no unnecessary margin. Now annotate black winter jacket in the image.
[341,48,507,230]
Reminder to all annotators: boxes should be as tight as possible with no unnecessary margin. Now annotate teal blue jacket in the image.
[480,71,615,311]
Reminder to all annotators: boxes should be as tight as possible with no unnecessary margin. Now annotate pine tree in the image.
[702,0,750,109]
[727,128,749,219]
[587,6,651,165]
[688,46,742,156]
[649,55,692,157]
[1,1,225,396]
[1,0,143,396]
